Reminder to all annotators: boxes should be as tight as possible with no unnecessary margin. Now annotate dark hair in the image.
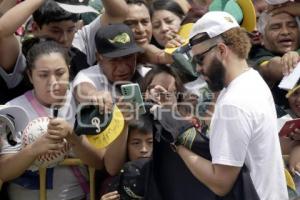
[149,0,185,19]
[33,0,80,28]
[140,65,185,94]
[128,115,153,135]
[22,37,70,71]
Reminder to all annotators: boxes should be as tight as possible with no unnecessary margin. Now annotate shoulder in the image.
[73,65,102,88]
[6,93,28,107]
[74,65,100,81]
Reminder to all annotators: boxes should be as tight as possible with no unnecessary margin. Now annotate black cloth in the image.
[249,45,275,68]
[150,127,215,200]
[0,74,32,104]
[69,46,91,79]
[146,116,260,200]
[271,82,289,108]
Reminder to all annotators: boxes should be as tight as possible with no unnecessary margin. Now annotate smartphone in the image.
[279,118,300,137]
[121,83,146,115]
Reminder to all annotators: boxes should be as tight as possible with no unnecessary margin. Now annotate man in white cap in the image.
[0,105,29,185]
[175,11,288,199]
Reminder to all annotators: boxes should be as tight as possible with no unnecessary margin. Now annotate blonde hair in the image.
[221,27,251,59]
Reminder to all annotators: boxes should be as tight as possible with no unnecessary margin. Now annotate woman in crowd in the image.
[0,38,105,200]
[150,0,185,48]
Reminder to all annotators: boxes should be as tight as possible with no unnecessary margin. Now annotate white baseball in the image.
[22,117,69,171]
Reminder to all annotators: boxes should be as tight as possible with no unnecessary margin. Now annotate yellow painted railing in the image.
[39,158,95,200]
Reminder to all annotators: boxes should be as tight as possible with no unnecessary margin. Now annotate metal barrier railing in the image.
[38,158,95,200]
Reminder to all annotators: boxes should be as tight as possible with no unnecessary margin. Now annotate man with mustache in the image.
[176,11,288,199]
[251,10,300,107]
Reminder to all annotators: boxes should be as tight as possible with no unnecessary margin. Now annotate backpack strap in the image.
[24,91,48,117]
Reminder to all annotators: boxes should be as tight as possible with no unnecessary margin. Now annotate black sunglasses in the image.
[192,45,217,66]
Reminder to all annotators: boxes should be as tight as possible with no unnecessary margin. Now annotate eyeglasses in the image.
[192,45,217,66]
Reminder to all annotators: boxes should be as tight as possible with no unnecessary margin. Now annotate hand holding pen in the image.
[48,107,73,140]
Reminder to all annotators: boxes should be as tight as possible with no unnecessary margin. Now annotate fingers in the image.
[290,162,300,176]
[46,133,63,140]
[148,85,173,104]
[33,135,65,154]
[281,51,299,75]
[288,129,300,140]
[268,2,296,16]
[116,101,134,121]
[48,119,72,138]
[165,31,185,48]
[48,118,63,126]
[104,93,113,114]
[295,163,300,174]
[165,39,183,48]
[90,92,113,114]
[48,118,68,131]
[47,143,65,151]
[101,191,120,200]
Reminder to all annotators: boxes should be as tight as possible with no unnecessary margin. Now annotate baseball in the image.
[22,117,69,171]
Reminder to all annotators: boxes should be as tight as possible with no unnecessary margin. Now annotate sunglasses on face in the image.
[192,45,217,66]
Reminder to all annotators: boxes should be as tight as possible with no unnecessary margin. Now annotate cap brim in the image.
[86,105,125,148]
[237,0,256,32]
[165,23,193,55]
[0,105,29,132]
[57,3,99,14]
[102,45,144,58]
[286,85,300,98]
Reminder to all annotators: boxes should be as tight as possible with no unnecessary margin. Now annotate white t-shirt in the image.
[72,16,101,66]
[210,69,288,200]
[0,51,26,89]
[73,65,113,95]
[73,64,151,99]
[3,90,86,200]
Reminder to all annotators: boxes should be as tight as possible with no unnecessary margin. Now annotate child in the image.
[100,115,153,200]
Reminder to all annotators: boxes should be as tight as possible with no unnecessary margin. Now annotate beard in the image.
[205,57,226,92]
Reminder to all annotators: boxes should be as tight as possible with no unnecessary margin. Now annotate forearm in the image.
[101,0,128,24]
[104,125,128,175]
[177,146,238,196]
[102,0,128,19]
[175,0,190,13]
[0,0,16,14]
[0,144,38,182]
[0,0,44,38]
[259,57,283,83]
[142,44,174,64]
[67,134,105,169]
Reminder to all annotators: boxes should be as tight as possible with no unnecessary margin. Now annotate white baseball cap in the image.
[0,105,29,134]
[189,11,240,39]
[265,0,290,5]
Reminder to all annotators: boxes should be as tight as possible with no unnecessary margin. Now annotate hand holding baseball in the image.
[30,133,65,156]
[47,118,73,140]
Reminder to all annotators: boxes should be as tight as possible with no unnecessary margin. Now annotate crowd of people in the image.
[0,0,300,199]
